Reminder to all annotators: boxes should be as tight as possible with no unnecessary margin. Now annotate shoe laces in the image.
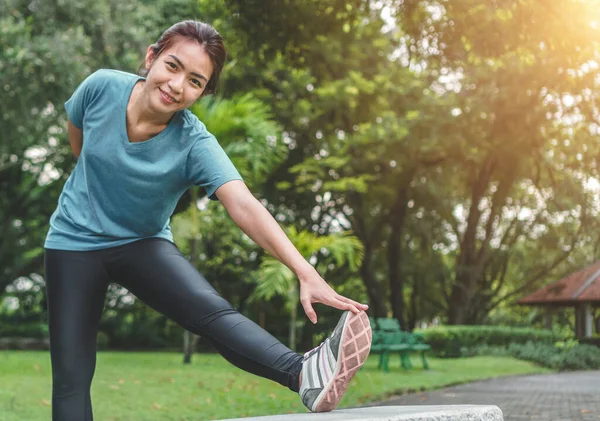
[303,338,328,360]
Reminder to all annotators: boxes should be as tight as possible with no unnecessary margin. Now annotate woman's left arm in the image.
[215,180,368,324]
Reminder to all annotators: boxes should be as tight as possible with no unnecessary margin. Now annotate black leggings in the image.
[44,238,303,421]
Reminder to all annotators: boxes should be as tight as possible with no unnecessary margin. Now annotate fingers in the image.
[329,296,361,314]
[335,294,369,313]
[299,279,370,324]
[302,296,370,324]
[301,299,318,324]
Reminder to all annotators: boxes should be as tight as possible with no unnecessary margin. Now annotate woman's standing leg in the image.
[104,239,304,392]
[44,249,110,421]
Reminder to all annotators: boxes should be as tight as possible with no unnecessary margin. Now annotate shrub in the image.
[416,325,568,358]
[96,331,110,350]
[508,341,600,371]
[0,321,48,338]
[460,344,512,358]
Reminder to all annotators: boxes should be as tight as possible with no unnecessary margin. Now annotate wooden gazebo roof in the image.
[517,260,600,306]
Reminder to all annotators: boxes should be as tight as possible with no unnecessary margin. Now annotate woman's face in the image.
[143,38,214,115]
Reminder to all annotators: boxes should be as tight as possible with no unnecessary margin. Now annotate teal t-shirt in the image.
[44,69,243,251]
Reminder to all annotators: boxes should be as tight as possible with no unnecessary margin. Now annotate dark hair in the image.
[139,21,226,95]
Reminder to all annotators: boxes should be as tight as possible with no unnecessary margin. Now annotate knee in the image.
[53,371,93,398]
[181,289,234,317]
[175,290,238,330]
[51,354,95,395]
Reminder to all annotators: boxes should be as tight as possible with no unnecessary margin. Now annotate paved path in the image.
[371,371,600,421]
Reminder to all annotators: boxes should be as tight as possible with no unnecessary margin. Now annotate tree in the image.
[280,0,600,326]
[0,0,154,296]
[396,0,600,324]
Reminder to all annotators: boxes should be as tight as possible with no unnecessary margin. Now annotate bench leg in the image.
[400,351,411,370]
[383,352,390,373]
[421,351,429,370]
[407,352,414,369]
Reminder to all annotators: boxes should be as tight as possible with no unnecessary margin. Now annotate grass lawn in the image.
[0,350,552,420]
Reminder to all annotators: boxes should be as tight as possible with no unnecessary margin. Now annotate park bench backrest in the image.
[372,330,386,344]
[376,318,401,332]
[381,330,407,345]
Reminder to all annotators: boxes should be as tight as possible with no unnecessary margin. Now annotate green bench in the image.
[369,317,431,372]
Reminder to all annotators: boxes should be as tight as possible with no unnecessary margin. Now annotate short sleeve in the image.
[187,133,244,201]
[64,70,107,129]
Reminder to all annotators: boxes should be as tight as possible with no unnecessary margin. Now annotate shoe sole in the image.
[313,311,372,412]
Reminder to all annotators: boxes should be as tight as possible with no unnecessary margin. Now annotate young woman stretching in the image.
[44,20,372,420]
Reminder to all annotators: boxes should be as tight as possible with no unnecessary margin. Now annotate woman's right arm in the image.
[68,120,83,159]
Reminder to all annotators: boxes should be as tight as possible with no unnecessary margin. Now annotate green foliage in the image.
[555,338,580,351]
[276,0,600,326]
[395,0,600,325]
[191,94,287,188]
[418,325,569,358]
[252,259,295,303]
[459,344,512,358]
[461,340,600,371]
[507,341,600,371]
[99,303,183,350]
[0,0,153,294]
[0,321,47,339]
[108,317,170,349]
[96,331,109,350]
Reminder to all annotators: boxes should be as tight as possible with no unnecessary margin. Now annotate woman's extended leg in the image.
[104,238,304,392]
[44,249,110,421]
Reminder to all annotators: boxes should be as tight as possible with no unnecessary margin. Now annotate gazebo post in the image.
[574,303,593,339]
[544,307,553,330]
[584,302,593,338]
[575,304,583,339]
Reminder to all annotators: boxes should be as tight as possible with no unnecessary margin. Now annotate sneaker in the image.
[299,310,372,412]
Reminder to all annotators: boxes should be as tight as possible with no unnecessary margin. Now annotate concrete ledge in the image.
[218,405,503,421]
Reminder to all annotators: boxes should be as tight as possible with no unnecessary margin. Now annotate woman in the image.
[44,20,372,420]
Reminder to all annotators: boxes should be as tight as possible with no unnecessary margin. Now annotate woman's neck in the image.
[127,81,173,128]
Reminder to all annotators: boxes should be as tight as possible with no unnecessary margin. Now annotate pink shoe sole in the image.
[314,311,372,412]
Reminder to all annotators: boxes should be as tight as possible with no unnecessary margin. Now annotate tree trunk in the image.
[183,330,200,364]
[183,188,200,364]
[448,277,493,325]
[388,188,409,330]
[408,273,418,331]
[447,281,473,325]
[298,312,317,350]
[257,302,266,329]
[289,287,298,350]
[347,192,388,318]
[447,159,494,325]
[183,230,200,363]
[360,245,388,318]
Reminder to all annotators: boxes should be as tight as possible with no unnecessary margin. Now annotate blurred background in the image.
[0,0,599,363]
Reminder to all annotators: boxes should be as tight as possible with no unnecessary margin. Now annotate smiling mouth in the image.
[159,88,179,104]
